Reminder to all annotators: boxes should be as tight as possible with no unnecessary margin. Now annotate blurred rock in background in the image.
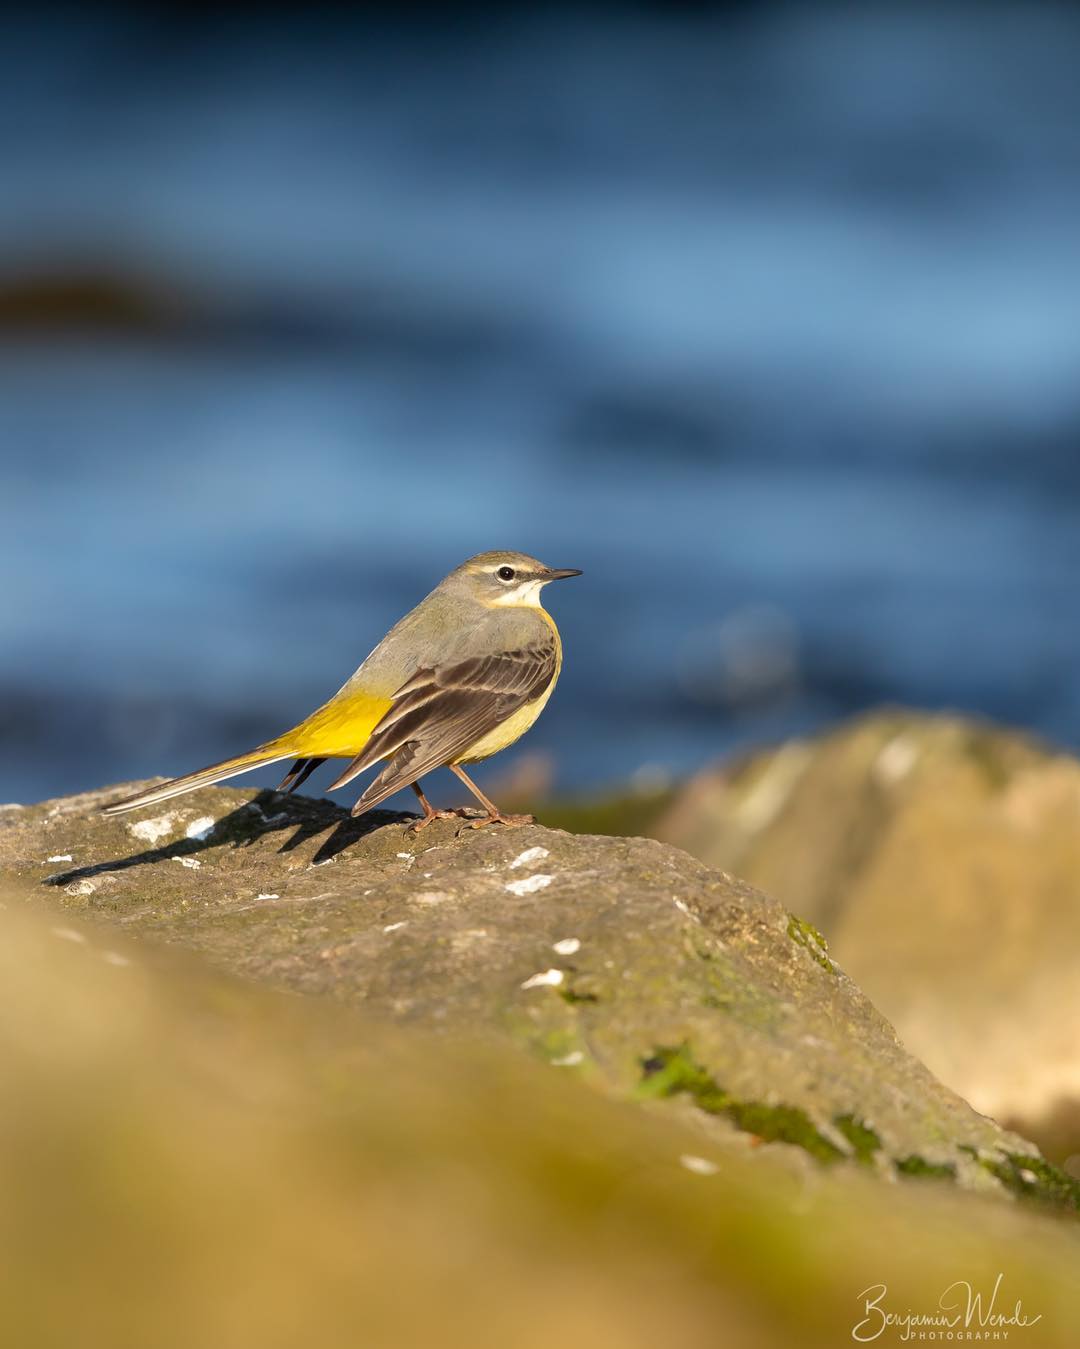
[654,711,1080,1169]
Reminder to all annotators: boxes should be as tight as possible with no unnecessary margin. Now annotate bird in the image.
[102,551,582,831]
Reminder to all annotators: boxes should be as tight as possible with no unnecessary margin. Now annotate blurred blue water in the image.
[4,4,1080,806]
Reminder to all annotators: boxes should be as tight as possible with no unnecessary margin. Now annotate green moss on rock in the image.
[832,1114,881,1166]
[963,1148,1080,1213]
[559,986,600,1006]
[786,914,836,975]
[894,1155,957,1181]
[638,1045,846,1165]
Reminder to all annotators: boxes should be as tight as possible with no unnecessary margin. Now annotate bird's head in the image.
[447,551,583,608]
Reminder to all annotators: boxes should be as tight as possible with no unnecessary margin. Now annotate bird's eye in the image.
[497,566,516,582]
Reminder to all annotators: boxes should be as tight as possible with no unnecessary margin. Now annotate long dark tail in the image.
[101,748,292,815]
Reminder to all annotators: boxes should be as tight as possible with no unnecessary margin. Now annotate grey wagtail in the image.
[103,551,582,830]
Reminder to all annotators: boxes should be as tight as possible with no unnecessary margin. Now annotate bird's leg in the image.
[448,764,535,830]
[405,780,476,833]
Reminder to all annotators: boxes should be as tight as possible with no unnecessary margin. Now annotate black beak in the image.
[544,568,583,580]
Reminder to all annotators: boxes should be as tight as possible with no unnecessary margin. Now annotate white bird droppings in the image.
[510,846,550,869]
[128,813,177,845]
[102,951,131,967]
[51,926,85,943]
[64,879,97,897]
[171,856,201,869]
[396,852,411,860]
[185,815,216,841]
[256,893,279,901]
[383,921,407,933]
[679,1155,719,1176]
[552,937,580,955]
[551,1051,584,1067]
[520,968,564,990]
[47,854,73,863]
[505,874,553,896]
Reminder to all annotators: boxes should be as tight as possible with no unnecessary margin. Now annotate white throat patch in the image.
[490,578,546,608]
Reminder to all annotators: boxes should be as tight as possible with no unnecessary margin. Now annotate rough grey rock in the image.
[0,776,1067,1203]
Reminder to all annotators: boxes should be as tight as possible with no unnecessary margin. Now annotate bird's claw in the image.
[405,808,478,835]
[456,812,535,835]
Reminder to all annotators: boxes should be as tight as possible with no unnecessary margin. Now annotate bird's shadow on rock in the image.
[44,790,415,888]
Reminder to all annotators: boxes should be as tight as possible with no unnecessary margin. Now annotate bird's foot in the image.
[405,808,478,834]
[459,812,535,832]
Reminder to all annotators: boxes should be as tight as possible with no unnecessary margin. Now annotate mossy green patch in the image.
[638,1044,845,1165]
[894,1155,956,1181]
[832,1114,881,1165]
[638,1045,730,1113]
[786,914,836,975]
[962,1148,1080,1213]
[730,1102,845,1164]
[558,986,600,1006]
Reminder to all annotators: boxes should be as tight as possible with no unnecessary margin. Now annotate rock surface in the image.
[0,777,1070,1203]
[653,711,1080,1162]
[4,899,1079,1349]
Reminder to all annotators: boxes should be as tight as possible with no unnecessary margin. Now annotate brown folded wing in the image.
[328,638,558,816]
